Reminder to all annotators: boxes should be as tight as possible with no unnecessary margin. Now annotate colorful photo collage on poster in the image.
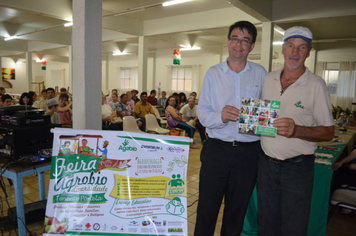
[239,97,281,137]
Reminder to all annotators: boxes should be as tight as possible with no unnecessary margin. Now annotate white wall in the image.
[1,57,28,94]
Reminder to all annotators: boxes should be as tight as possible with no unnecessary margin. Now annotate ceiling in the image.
[0,0,355,63]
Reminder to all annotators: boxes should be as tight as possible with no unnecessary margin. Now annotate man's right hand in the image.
[221,105,240,123]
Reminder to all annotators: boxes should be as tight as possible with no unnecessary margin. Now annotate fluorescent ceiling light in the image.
[114,8,145,16]
[162,0,193,7]
[273,41,284,45]
[113,51,128,56]
[36,59,45,62]
[64,22,73,27]
[180,46,201,51]
[4,35,17,41]
[16,61,22,65]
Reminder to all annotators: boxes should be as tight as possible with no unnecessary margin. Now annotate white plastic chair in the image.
[123,116,145,133]
[153,107,167,128]
[328,187,356,223]
[145,114,170,135]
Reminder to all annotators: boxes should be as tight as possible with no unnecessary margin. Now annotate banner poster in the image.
[43,128,191,236]
[238,97,281,137]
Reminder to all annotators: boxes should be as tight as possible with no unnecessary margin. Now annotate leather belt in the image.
[265,154,314,163]
[211,138,259,147]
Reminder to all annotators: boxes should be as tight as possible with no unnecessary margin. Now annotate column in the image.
[260,22,274,72]
[72,0,102,130]
[26,52,33,91]
[68,45,73,93]
[138,36,148,93]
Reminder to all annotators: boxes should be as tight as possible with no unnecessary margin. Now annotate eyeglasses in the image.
[229,37,252,45]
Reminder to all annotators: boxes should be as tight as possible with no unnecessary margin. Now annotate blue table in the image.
[241,144,346,236]
[1,162,51,236]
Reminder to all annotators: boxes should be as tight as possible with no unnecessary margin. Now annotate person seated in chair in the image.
[331,148,356,217]
[133,92,160,131]
[101,95,123,130]
[165,96,198,149]
[180,96,207,144]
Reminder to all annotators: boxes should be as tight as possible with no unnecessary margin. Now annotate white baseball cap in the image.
[283,26,313,43]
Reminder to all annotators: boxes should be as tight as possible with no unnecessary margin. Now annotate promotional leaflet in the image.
[238,97,281,137]
[43,128,190,236]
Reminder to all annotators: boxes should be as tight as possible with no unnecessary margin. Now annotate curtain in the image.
[336,62,356,110]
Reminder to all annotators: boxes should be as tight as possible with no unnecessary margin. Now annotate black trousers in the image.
[194,138,261,236]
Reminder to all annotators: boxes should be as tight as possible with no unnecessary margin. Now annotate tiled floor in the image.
[0,132,355,235]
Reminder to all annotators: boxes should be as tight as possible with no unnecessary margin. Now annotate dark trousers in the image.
[194,138,261,236]
[187,118,207,142]
[258,153,314,236]
[102,121,123,130]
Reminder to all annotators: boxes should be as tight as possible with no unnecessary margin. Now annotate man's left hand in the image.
[273,118,297,138]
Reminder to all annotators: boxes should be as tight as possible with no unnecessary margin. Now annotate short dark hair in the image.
[46,87,55,93]
[140,92,147,98]
[2,94,12,103]
[228,21,257,44]
[120,93,127,100]
[150,90,156,95]
[59,93,69,100]
[41,89,47,94]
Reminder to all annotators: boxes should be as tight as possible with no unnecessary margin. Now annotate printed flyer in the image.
[238,97,281,137]
[44,128,190,236]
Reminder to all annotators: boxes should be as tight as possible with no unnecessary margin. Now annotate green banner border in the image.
[117,136,190,145]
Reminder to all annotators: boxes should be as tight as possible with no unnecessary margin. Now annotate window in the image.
[171,67,192,92]
[119,69,132,89]
[323,70,339,95]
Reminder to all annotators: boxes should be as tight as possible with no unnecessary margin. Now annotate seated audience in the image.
[0,87,6,95]
[126,90,135,113]
[108,93,121,113]
[2,94,13,107]
[131,89,140,104]
[331,148,356,217]
[45,98,60,124]
[57,93,72,127]
[190,91,199,105]
[147,89,158,106]
[19,92,33,106]
[179,92,188,107]
[180,97,207,144]
[36,89,48,109]
[158,91,168,107]
[133,92,160,131]
[172,92,181,111]
[101,95,122,130]
[106,89,118,104]
[165,96,198,149]
[28,91,37,107]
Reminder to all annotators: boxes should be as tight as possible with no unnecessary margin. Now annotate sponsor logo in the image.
[118,139,137,152]
[166,146,185,153]
[141,145,163,152]
[93,223,100,231]
[73,223,83,228]
[142,221,151,226]
[128,221,140,227]
[102,224,108,231]
[294,101,305,109]
[168,228,184,232]
[152,220,162,226]
[110,226,118,230]
[271,101,281,109]
[85,223,91,229]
